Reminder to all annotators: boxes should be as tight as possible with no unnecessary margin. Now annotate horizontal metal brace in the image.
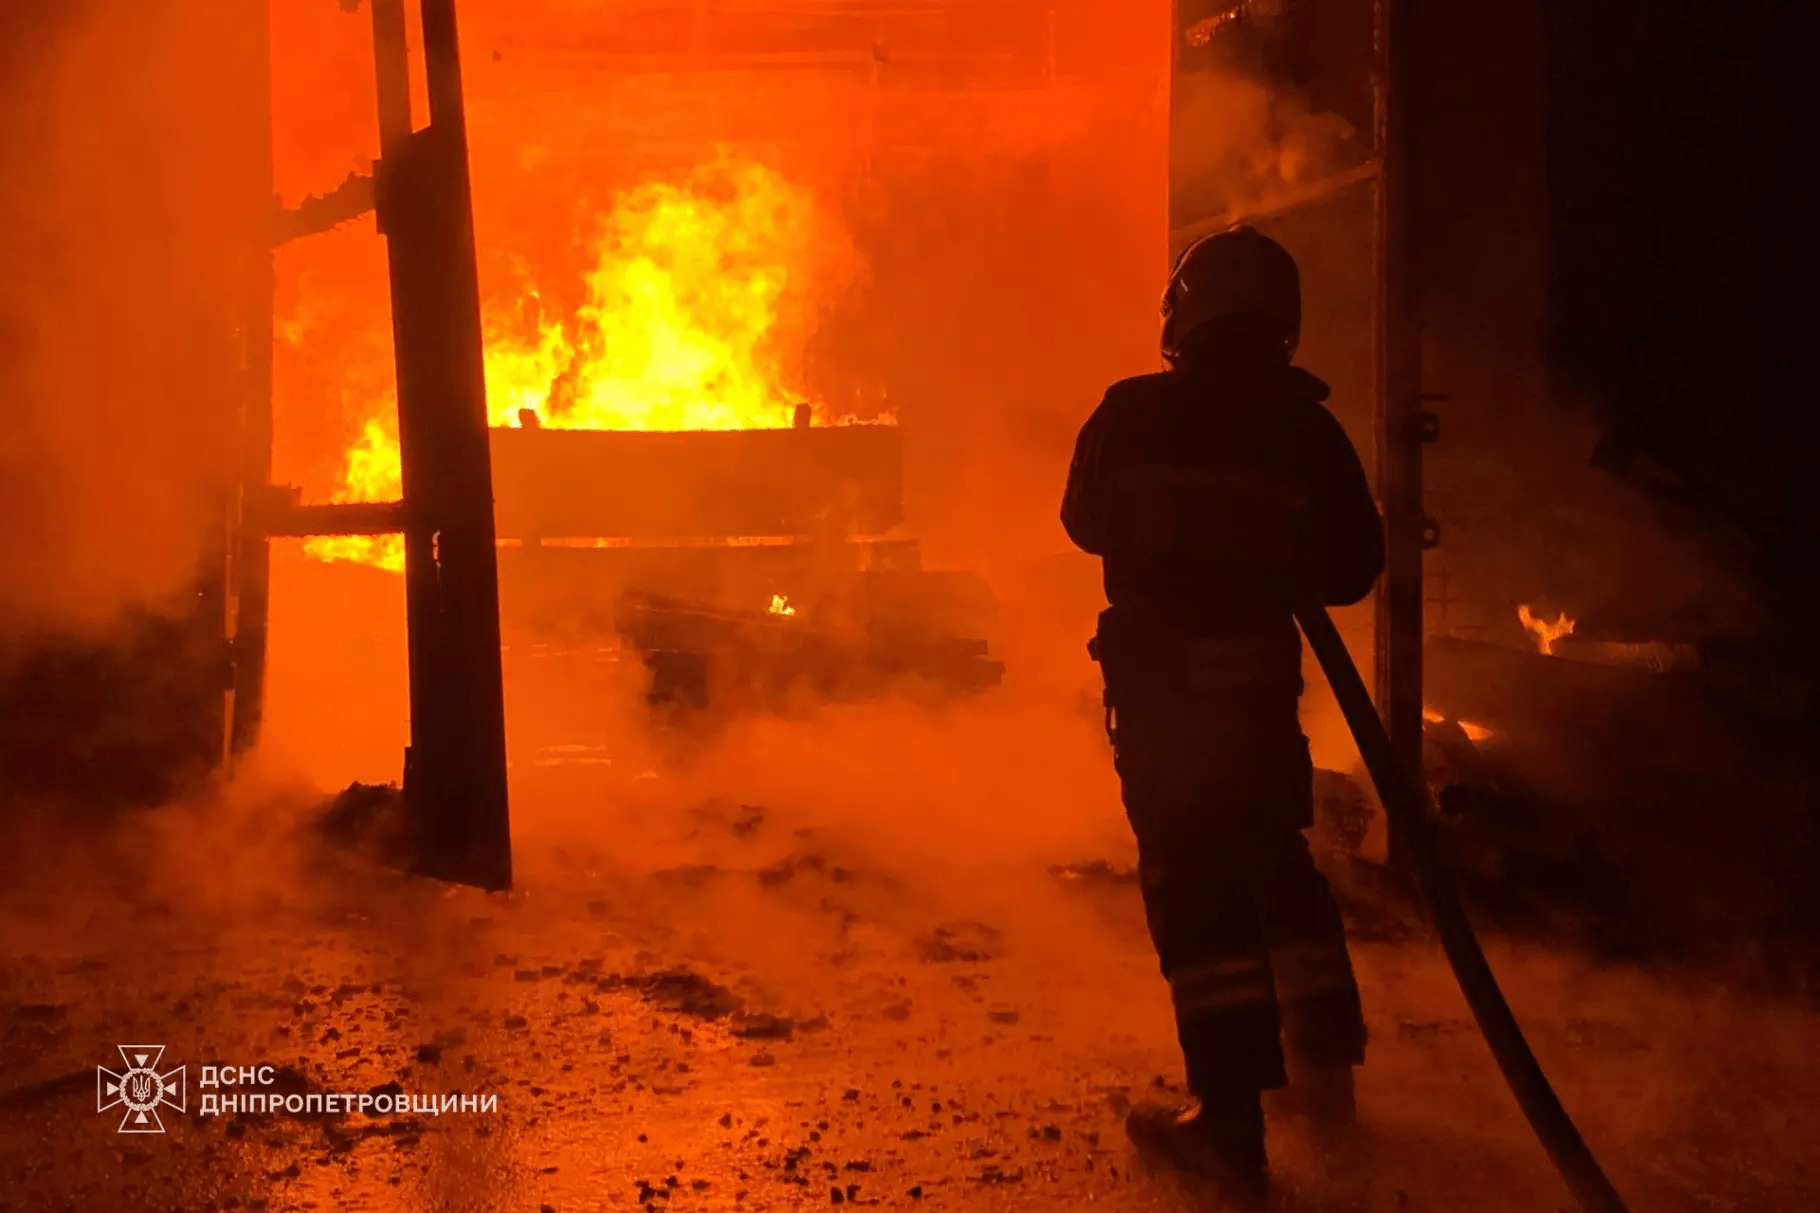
[270,170,375,247]
[259,492,407,538]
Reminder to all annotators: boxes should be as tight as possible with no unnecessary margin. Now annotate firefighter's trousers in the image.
[1104,668,1367,1098]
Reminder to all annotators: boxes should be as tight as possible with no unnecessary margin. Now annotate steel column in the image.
[371,0,513,890]
[1373,0,1425,804]
[229,0,277,757]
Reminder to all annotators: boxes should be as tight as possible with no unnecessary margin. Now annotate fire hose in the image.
[1294,605,1631,1213]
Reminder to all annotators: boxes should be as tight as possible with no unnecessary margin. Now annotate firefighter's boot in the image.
[1125,1091,1268,1205]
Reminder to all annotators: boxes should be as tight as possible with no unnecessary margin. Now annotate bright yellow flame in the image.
[304,158,875,572]
[499,159,814,432]
[301,410,404,571]
[484,308,575,427]
[768,594,796,617]
[1517,604,1575,655]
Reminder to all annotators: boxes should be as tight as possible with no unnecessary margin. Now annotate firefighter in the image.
[1061,226,1384,1197]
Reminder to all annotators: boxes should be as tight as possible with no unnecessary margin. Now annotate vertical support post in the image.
[1373,0,1424,824]
[372,0,413,150]
[372,0,513,890]
[229,0,277,757]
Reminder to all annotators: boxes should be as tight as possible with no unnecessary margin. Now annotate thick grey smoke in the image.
[0,0,253,640]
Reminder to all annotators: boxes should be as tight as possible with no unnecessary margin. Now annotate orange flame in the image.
[487,158,831,433]
[1517,604,1575,656]
[301,411,405,572]
[767,594,796,617]
[1423,705,1494,742]
[304,159,871,571]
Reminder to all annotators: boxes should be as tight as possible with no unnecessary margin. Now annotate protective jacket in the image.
[1061,361,1382,649]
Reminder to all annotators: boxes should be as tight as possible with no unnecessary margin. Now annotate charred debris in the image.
[490,414,1004,718]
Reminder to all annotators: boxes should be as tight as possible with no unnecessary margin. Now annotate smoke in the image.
[1418,357,1769,652]
[11,656,1817,1212]
[0,0,262,642]
[1170,66,1361,234]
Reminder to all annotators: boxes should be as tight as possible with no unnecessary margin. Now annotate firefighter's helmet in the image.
[1161,225,1301,364]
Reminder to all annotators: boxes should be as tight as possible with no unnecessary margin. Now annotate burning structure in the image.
[241,3,1065,881]
[493,420,1003,712]
[282,143,1003,719]
[3,1,1816,1211]
[4,0,1803,916]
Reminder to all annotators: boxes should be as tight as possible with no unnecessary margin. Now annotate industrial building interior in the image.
[0,1,1809,1210]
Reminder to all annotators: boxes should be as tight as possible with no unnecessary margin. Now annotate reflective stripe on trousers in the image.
[1169,955,1277,1019]
[1099,646,1365,1095]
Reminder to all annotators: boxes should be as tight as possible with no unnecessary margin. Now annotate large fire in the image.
[303,159,853,572]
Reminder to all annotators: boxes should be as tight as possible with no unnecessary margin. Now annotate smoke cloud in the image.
[0,0,261,642]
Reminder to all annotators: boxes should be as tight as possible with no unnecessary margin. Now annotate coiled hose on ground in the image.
[1294,605,1631,1213]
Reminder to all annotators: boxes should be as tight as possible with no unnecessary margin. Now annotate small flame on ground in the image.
[768,594,796,617]
[1517,604,1575,655]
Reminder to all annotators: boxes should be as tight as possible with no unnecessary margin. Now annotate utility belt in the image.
[1090,606,1304,705]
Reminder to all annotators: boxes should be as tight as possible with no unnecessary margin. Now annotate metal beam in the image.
[372,0,513,891]
[226,0,510,888]
[229,0,277,757]
[1373,0,1426,828]
[262,500,408,538]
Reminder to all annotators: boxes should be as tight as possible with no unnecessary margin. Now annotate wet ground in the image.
[3,694,1818,1213]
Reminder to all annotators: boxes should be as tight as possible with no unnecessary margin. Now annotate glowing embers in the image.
[1517,603,1575,655]
[1183,7,1247,49]
[767,594,797,617]
[1422,705,1494,743]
